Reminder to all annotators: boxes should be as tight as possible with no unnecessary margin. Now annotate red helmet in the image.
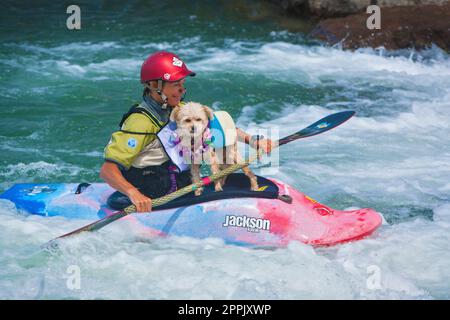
[140,51,195,83]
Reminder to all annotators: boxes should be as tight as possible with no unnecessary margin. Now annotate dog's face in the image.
[170,102,214,143]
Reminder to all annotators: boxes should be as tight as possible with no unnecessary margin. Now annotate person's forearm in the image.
[236,127,274,153]
[236,127,251,144]
[100,161,153,212]
[99,162,139,197]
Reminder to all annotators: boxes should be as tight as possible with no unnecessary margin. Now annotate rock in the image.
[309,4,450,51]
[272,0,449,17]
[270,0,309,16]
[307,0,371,17]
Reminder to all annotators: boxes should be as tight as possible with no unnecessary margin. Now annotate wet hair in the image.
[143,81,155,96]
[143,80,165,96]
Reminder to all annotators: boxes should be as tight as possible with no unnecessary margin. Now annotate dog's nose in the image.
[190,126,195,133]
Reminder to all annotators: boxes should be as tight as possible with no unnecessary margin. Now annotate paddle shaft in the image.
[53,153,260,240]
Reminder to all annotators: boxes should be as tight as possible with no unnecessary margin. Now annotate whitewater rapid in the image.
[1,36,450,299]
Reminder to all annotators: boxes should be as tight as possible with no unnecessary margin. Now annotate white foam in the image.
[434,204,450,224]
[193,42,450,79]
[54,58,140,77]
[1,202,448,299]
[4,41,125,56]
[55,61,87,76]
[0,161,85,179]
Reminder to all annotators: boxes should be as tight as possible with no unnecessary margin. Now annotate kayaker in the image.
[100,51,273,213]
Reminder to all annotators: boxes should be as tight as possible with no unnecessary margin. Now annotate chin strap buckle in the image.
[157,79,168,109]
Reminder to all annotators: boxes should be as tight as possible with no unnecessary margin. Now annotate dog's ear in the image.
[203,105,214,120]
[170,106,181,122]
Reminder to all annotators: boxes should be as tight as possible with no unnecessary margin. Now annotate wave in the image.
[0,161,86,179]
[0,201,448,299]
[2,40,448,91]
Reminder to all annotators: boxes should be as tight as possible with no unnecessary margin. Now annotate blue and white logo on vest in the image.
[127,138,137,148]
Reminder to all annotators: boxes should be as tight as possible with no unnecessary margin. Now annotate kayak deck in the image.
[0,175,382,247]
[107,173,280,210]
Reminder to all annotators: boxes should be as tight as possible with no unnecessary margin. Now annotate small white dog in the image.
[170,102,259,196]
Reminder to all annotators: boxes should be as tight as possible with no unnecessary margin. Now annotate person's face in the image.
[163,79,186,107]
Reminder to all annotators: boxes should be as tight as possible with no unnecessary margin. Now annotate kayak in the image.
[0,173,382,248]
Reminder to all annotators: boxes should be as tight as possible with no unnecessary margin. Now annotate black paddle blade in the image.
[278,111,355,146]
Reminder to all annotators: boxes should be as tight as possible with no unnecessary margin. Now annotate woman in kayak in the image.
[100,51,273,213]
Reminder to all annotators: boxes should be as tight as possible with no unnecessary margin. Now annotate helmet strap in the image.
[156,80,169,109]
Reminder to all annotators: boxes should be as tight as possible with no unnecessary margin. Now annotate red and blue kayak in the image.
[0,173,382,248]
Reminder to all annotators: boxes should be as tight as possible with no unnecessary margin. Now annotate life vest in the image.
[119,103,163,133]
[157,110,237,172]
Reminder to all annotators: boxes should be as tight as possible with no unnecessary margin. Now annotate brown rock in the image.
[272,0,449,17]
[308,0,450,17]
[307,0,371,17]
[309,4,450,51]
